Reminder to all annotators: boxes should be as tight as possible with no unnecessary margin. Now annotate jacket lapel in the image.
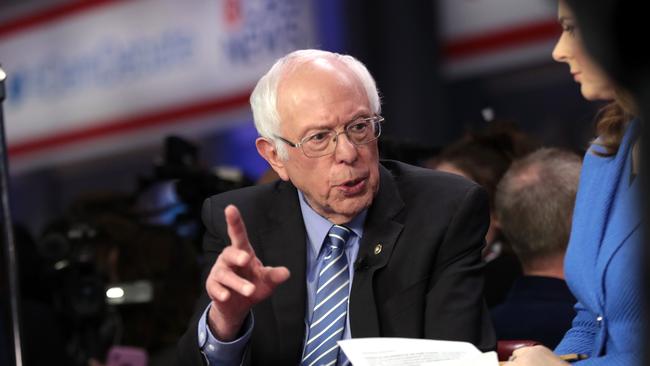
[350,164,405,337]
[595,140,641,300]
[570,151,619,308]
[596,184,641,279]
[257,182,307,361]
[570,120,638,308]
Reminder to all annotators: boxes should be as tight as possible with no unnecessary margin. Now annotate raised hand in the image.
[205,205,290,341]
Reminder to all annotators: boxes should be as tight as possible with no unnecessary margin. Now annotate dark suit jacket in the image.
[490,276,576,348]
[484,250,522,308]
[177,160,496,365]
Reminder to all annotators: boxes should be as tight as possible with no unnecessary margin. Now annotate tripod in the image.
[0,65,24,366]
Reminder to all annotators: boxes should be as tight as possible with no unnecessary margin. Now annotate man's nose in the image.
[333,132,358,163]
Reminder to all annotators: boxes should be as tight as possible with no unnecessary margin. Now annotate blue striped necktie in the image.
[302,224,351,366]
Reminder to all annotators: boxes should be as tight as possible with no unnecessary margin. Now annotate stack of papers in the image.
[338,338,498,366]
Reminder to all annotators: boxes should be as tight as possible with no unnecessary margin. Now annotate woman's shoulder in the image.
[586,138,609,156]
[586,118,638,160]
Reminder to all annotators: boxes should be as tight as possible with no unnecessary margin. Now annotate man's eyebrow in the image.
[303,112,372,133]
[298,123,332,140]
[347,113,371,122]
[558,16,573,25]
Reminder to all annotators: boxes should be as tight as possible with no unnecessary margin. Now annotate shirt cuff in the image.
[197,304,254,366]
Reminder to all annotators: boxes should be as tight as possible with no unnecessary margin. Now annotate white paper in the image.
[432,352,499,366]
[338,338,498,366]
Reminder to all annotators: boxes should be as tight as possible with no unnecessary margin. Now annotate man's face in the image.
[270,59,380,224]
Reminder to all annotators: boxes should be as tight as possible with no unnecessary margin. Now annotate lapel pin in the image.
[374,244,383,255]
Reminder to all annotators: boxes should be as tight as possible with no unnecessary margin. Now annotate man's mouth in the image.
[337,177,367,195]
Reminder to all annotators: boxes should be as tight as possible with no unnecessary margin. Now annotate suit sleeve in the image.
[424,184,496,352]
[176,198,243,366]
[555,301,596,355]
[554,302,640,366]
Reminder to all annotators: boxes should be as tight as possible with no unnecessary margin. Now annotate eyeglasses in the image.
[275,116,384,158]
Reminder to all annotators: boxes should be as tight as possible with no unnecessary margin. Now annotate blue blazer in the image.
[555,120,642,365]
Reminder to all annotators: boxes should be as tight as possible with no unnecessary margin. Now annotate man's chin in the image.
[330,196,372,220]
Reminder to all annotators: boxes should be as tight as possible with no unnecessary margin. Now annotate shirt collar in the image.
[298,190,367,257]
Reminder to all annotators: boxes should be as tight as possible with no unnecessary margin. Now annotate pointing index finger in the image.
[225,205,253,253]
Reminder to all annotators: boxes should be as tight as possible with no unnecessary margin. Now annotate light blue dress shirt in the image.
[198,190,365,365]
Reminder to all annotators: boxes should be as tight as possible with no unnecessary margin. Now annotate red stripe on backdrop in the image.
[0,0,125,40]
[443,19,560,60]
[1,1,560,59]
[1,2,560,158]
[8,91,252,157]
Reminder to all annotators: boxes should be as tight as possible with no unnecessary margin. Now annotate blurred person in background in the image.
[177,49,495,365]
[505,0,642,365]
[425,122,538,307]
[491,148,581,348]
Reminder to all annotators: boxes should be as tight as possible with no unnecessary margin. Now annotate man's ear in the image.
[256,137,290,181]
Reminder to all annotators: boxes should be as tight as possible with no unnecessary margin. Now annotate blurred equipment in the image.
[0,64,24,366]
[34,135,252,365]
[134,136,252,245]
[37,206,201,365]
[105,281,154,306]
[38,219,119,365]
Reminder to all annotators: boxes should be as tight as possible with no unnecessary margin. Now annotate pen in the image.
[559,353,589,362]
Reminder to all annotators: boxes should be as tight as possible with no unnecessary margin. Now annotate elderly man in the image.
[177,49,495,365]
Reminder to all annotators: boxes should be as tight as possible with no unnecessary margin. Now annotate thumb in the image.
[261,266,290,287]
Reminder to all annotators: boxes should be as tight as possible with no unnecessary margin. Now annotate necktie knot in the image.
[324,225,351,259]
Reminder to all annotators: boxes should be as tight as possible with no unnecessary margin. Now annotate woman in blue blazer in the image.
[505,1,641,365]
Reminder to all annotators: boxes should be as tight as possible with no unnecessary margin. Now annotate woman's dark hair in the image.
[593,90,636,156]
[425,121,538,206]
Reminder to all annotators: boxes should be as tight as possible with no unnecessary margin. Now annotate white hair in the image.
[250,49,381,160]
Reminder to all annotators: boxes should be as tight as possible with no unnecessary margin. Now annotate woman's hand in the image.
[503,345,570,366]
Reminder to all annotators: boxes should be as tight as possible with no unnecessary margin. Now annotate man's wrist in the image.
[208,306,247,342]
